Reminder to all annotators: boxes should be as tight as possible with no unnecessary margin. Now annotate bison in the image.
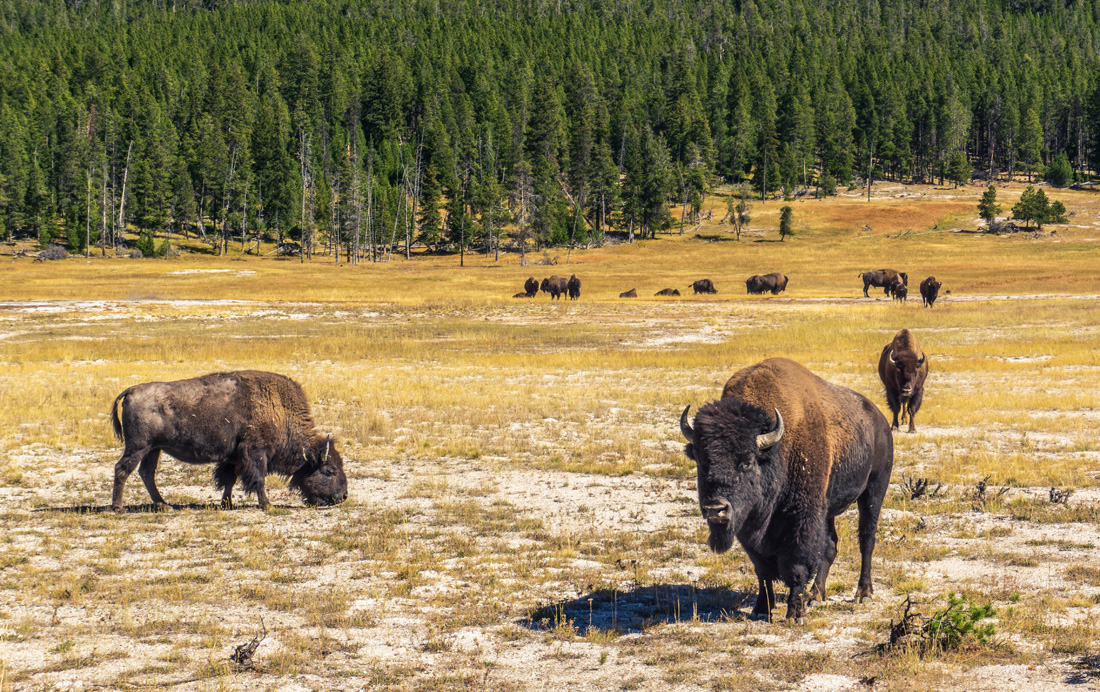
[567,274,581,300]
[540,276,568,300]
[746,273,789,295]
[920,277,941,307]
[619,288,638,298]
[691,279,717,294]
[892,283,908,302]
[109,371,348,512]
[878,329,928,433]
[680,358,893,623]
[523,277,539,297]
[859,269,907,297]
[654,288,681,296]
[513,292,534,298]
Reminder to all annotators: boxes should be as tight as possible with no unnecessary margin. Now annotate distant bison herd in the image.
[108,268,946,626]
[513,268,944,305]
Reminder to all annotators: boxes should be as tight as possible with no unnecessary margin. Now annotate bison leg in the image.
[749,577,776,622]
[112,446,150,511]
[863,281,870,297]
[905,390,924,433]
[811,517,839,604]
[214,462,237,509]
[785,584,808,624]
[137,449,170,510]
[855,481,888,603]
[237,450,271,510]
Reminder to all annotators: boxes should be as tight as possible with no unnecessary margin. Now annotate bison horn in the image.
[680,406,695,444]
[756,408,784,450]
[322,441,330,464]
[917,353,926,366]
[889,349,898,367]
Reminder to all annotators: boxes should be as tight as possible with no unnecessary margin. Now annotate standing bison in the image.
[892,283,908,302]
[523,277,539,297]
[110,371,348,511]
[878,329,928,433]
[567,274,581,300]
[746,273,789,295]
[680,358,893,623]
[859,269,907,297]
[540,276,568,300]
[920,277,942,307]
[691,279,717,294]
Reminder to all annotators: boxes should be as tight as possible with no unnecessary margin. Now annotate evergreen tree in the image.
[779,205,794,241]
[977,185,1000,226]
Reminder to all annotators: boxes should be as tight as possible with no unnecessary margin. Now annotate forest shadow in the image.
[523,583,754,635]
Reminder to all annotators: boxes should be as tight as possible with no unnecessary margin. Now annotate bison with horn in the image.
[680,358,893,623]
[878,329,928,432]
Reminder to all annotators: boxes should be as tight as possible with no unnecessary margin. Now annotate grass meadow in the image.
[1,181,1100,690]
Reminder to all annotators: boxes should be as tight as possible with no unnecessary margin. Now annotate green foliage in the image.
[946,151,971,188]
[977,185,1000,223]
[779,206,794,241]
[134,232,160,258]
[1012,185,1066,231]
[1045,153,1073,187]
[817,173,837,198]
[926,593,996,651]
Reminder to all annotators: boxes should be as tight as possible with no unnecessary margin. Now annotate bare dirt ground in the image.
[2,288,1100,692]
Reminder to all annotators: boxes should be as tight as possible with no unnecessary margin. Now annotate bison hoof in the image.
[748,610,770,622]
[908,426,917,433]
[154,502,172,512]
[111,504,124,513]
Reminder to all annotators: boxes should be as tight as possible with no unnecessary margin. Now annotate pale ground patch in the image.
[1,288,1099,691]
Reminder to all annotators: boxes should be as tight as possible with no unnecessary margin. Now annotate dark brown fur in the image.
[540,276,568,300]
[619,288,638,298]
[878,329,928,432]
[920,276,941,307]
[523,277,539,297]
[567,274,581,300]
[654,288,681,296]
[691,278,717,294]
[682,358,893,622]
[859,269,906,297]
[110,371,347,511]
[746,273,789,295]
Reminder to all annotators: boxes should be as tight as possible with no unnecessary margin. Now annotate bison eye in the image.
[320,466,336,477]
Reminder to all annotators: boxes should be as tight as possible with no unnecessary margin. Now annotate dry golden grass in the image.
[1,181,1099,690]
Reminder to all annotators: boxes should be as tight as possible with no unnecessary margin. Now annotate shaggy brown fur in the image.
[619,288,638,298]
[567,274,581,300]
[683,358,893,622]
[878,329,928,432]
[746,273,789,295]
[654,288,681,296]
[540,276,568,300]
[859,269,906,297]
[691,278,717,294]
[110,371,347,511]
[524,277,539,296]
[920,276,941,307]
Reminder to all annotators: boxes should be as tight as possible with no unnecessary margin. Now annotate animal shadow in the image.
[523,583,754,635]
[37,502,290,514]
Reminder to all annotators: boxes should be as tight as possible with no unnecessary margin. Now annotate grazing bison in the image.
[523,277,539,297]
[654,288,681,296]
[920,277,942,307]
[680,358,893,623]
[540,276,568,300]
[691,279,717,294]
[859,269,907,297]
[878,329,928,433]
[567,274,581,300]
[619,288,638,298]
[110,371,348,512]
[746,273,789,295]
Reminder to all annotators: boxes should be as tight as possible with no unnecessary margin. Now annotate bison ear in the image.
[684,443,696,462]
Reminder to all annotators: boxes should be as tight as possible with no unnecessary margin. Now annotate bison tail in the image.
[110,393,126,442]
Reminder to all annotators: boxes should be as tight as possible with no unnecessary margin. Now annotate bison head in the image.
[888,349,926,402]
[290,438,348,506]
[680,402,784,554]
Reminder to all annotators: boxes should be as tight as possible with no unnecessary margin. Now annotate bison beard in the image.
[109,371,348,511]
[680,358,893,623]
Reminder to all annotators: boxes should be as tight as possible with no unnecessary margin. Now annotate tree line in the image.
[0,0,1097,259]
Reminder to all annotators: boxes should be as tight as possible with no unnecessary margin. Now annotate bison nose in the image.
[702,499,732,524]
